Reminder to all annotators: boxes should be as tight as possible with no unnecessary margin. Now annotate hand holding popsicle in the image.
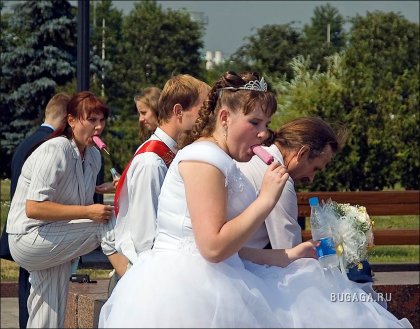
[251,145,274,165]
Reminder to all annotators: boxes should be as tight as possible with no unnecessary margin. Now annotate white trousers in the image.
[9,218,116,328]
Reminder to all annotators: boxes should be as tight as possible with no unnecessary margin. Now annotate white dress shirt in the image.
[41,122,55,130]
[236,144,302,249]
[114,127,177,264]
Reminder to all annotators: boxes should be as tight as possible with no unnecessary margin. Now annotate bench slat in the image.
[297,191,419,205]
[298,203,419,217]
[302,229,419,245]
[297,190,419,246]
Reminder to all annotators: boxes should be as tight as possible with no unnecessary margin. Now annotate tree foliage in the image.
[1,2,418,191]
[301,3,347,71]
[231,23,304,80]
[229,3,346,80]
[273,11,419,191]
[0,0,76,177]
[389,67,419,189]
[342,11,419,190]
[116,0,204,113]
[93,0,206,175]
[0,0,206,180]
[90,0,124,103]
[272,54,350,191]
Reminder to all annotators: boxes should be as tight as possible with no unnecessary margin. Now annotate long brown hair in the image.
[273,117,348,158]
[134,86,161,142]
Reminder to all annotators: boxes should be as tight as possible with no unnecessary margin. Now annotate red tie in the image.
[113,140,175,216]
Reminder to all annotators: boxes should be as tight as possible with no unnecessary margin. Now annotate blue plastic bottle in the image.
[309,197,339,269]
[110,167,121,180]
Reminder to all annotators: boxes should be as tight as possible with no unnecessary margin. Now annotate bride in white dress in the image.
[99,71,411,328]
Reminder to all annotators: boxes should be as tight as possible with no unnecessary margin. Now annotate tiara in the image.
[223,77,268,92]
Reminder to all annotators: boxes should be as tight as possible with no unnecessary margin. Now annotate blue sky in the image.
[142,1,419,56]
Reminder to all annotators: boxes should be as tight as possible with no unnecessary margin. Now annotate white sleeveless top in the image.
[153,141,257,252]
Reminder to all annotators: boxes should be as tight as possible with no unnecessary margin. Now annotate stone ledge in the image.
[64,279,109,329]
[374,284,419,328]
[372,270,419,327]
[373,271,419,285]
[0,281,18,298]
[3,272,419,328]
[63,276,418,329]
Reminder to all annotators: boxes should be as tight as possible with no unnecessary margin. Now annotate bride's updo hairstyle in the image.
[179,71,277,148]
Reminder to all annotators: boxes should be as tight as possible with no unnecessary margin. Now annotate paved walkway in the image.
[1,297,18,328]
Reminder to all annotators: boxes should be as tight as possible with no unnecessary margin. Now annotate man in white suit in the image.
[238,117,347,250]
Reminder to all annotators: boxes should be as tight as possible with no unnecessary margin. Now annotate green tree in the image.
[0,1,11,52]
[119,0,204,112]
[0,0,77,177]
[90,0,124,103]
[231,23,304,80]
[0,1,14,176]
[384,66,419,189]
[87,0,129,179]
[274,11,419,191]
[342,11,419,190]
[272,54,350,191]
[302,3,347,72]
[96,0,206,174]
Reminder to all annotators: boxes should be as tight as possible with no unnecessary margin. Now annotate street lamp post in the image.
[77,1,104,203]
[77,0,90,92]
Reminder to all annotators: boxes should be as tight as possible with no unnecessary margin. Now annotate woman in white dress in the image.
[7,91,128,328]
[99,72,412,328]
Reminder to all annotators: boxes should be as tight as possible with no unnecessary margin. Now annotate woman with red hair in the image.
[7,91,128,328]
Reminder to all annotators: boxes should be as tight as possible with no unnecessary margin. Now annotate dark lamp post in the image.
[77,0,90,92]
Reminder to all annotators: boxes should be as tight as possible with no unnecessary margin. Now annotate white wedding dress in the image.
[99,141,411,328]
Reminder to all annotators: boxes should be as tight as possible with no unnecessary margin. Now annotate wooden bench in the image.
[297,190,419,245]
[296,190,420,326]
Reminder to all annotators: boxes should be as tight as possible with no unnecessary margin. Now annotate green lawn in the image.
[367,214,419,263]
[1,179,419,281]
[1,178,10,227]
[369,245,419,263]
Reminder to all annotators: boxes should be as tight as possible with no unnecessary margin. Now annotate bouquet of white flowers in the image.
[321,199,375,270]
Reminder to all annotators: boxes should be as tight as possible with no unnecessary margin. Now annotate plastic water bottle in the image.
[309,196,339,269]
[70,256,80,274]
[110,167,121,180]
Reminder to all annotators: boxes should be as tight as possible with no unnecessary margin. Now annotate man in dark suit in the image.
[0,92,70,329]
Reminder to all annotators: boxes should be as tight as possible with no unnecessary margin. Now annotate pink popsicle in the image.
[92,135,107,149]
[92,136,110,156]
[251,145,274,165]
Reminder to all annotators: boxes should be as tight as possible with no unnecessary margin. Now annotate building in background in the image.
[188,11,224,70]
[205,50,224,70]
